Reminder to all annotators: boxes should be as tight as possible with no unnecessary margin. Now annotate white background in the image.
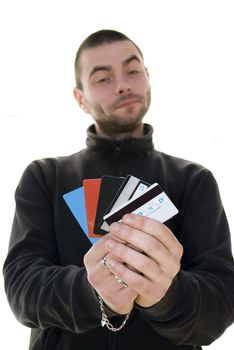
[0,0,233,349]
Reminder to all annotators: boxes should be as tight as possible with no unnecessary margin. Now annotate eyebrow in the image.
[89,54,142,80]
[123,54,141,66]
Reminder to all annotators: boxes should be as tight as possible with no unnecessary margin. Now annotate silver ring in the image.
[101,255,109,270]
[114,275,128,288]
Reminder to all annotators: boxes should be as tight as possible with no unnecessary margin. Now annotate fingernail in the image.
[122,214,134,224]
[110,222,121,232]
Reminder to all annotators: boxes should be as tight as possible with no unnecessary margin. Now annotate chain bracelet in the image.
[98,295,130,332]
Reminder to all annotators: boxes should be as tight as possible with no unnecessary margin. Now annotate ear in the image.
[145,67,149,78]
[73,87,89,113]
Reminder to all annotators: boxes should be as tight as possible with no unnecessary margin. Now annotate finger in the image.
[85,245,129,291]
[107,256,170,303]
[83,234,111,268]
[121,214,183,257]
[105,238,163,280]
[86,250,138,314]
[109,222,175,271]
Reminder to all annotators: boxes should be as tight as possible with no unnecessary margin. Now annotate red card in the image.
[83,179,102,238]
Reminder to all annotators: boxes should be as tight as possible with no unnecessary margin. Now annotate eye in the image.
[128,70,140,75]
[95,75,113,85]
[97,77,110,83]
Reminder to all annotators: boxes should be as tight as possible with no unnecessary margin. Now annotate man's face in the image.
[75,40,151,136]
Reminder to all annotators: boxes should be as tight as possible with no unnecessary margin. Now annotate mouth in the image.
[115,99,140,109]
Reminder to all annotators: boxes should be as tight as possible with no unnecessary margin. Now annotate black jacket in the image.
[3,124,234,350]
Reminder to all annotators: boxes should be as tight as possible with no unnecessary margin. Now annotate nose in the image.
[115,76,132,95]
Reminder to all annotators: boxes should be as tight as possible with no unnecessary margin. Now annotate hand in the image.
[83,234,138,315]
[105,214,183,308]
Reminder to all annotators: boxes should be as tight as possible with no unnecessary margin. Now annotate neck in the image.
[94,123,144,139]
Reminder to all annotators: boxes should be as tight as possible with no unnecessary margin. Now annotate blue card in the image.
[63,186,99,244]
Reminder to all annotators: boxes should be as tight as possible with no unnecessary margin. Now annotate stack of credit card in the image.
[63,174,178,244]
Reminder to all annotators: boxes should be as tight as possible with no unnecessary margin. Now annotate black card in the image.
[93,175,125,235]
[99,174,150,231]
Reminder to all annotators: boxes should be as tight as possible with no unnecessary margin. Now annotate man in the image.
[3,29,234,350]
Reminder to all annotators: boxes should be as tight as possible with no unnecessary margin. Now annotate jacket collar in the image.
[86,124,154,154]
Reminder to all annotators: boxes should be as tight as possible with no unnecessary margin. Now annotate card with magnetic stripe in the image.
[100,175,150,230]
[102,183,162,229]
[102,183,178,231]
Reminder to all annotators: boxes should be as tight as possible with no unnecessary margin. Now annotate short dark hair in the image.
[74,29,143,90]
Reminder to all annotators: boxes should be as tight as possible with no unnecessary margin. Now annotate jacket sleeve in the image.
[3,162,116,333]
[135,169,234,346]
